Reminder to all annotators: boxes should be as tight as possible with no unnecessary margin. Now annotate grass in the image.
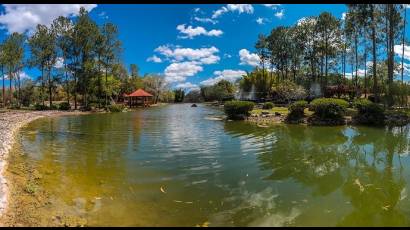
[251,106,289,115]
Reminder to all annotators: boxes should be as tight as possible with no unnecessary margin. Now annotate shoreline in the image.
[0,110,92,223]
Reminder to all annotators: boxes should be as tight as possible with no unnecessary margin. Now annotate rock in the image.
[275,112,281,116]
[191,104,197,107]
[261,111,270,115]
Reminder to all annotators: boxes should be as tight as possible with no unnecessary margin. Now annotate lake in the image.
[8,103,410,226]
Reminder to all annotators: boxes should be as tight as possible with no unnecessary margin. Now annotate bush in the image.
[385,110,410,127]
[224,101,255,120]
[286,100,308,123]
[308,98,348,125]
[108,104,125,113]
[34,103,48,111]
[352,99,385,125]
[262,102,274,109]
[310,98,348,119]
[272,80,307,104]
[58,102,71,111]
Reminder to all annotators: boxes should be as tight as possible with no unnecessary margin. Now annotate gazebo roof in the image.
[127,89,153,97]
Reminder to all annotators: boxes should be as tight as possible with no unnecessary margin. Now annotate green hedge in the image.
[310,98,348,120]
[108,104,125,112]
[262,102,274,109]
[224,101,255,120]
[352,99,385,125]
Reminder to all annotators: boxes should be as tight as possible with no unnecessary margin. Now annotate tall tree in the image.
[28,24,57,107]
[52,16,74,105]
[3,32,25,107]
[100,23,121,108]
[130,64,139,78]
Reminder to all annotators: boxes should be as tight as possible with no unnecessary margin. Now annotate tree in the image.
[173,88,185,103]
[0,43,6,107]
[3,32,25,107]
[70,7,99,109]
[29,24,57,107]
[130,64,139,78]
[52,16,74,105]
[315,12,341,88]
[101,23,121,108]
[143,75,167,104]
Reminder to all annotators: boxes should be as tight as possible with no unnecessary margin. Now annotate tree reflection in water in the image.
[224,122,410,226]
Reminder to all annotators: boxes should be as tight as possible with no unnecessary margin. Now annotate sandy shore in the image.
[0,110,90,220]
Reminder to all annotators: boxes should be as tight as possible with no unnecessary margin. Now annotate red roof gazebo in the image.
[124,89,153,107]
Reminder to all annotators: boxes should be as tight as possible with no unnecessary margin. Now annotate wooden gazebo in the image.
[124,89,153,107]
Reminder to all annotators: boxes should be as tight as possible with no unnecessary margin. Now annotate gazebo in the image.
[124,89,153,107]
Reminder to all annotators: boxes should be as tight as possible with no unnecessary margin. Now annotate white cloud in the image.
[98,11,108,19]
[154,45,220,64]
[194,17,217,24]
[341,12,347,20]
[147,55,162,63]
[274,9,284,19]
[262,4,281,9]
[239,49,260,67]
[256,17,264,25]
[394,44,410,61]
[164,61,203,83]
[54,57,64,69]
[175,82,200,91]
[176,24,223,39]
[212,4,254,19]
[0,4,97,34]
[4,71,30,80]
[200,69,246,86]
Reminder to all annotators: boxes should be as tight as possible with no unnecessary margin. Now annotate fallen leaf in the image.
[160,186,166,193]
[354,178,364,192]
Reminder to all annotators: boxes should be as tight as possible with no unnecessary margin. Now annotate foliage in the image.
[310,98,348,120]
[201,80,235,102]
[34,103,49,111]
[184,90,203,103]
[224,101,255,120]
[272,80,307,103]
[108,104,125,112]
[174,88,185,103]
[58,102,71,111]
[287,100,308,120]
[262,102,274,109]
[352,99,385,125]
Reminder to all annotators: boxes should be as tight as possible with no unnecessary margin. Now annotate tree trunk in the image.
[2,66,4,107]
[48,67,52,107]
[371,4,378,102]
[401,8,406,84]
[65,63,70,104]
[9,71,12,107]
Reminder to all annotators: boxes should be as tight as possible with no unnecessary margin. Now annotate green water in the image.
[14,104,410,226]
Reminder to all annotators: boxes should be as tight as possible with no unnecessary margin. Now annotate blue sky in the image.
[0,4,409,91]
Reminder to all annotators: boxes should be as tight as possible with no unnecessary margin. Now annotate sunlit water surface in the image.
[14,104,410,226]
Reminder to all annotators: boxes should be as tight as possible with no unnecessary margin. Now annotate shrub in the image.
[385,110,410,127]
[262,102,274,109]
[310,98,348,119]
[58,102,71,111]
[272,80,307,104]
[224,101,255,120]
[352,98,385,125]
[286,100,308,123]
[108,104,125,112]
[308,98,348,125]
[34,103,48,111]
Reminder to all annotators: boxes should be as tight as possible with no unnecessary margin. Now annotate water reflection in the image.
[224,122,410,226]
[14,105,410,226]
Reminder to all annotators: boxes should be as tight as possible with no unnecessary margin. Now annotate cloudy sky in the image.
[0,4,409,91]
